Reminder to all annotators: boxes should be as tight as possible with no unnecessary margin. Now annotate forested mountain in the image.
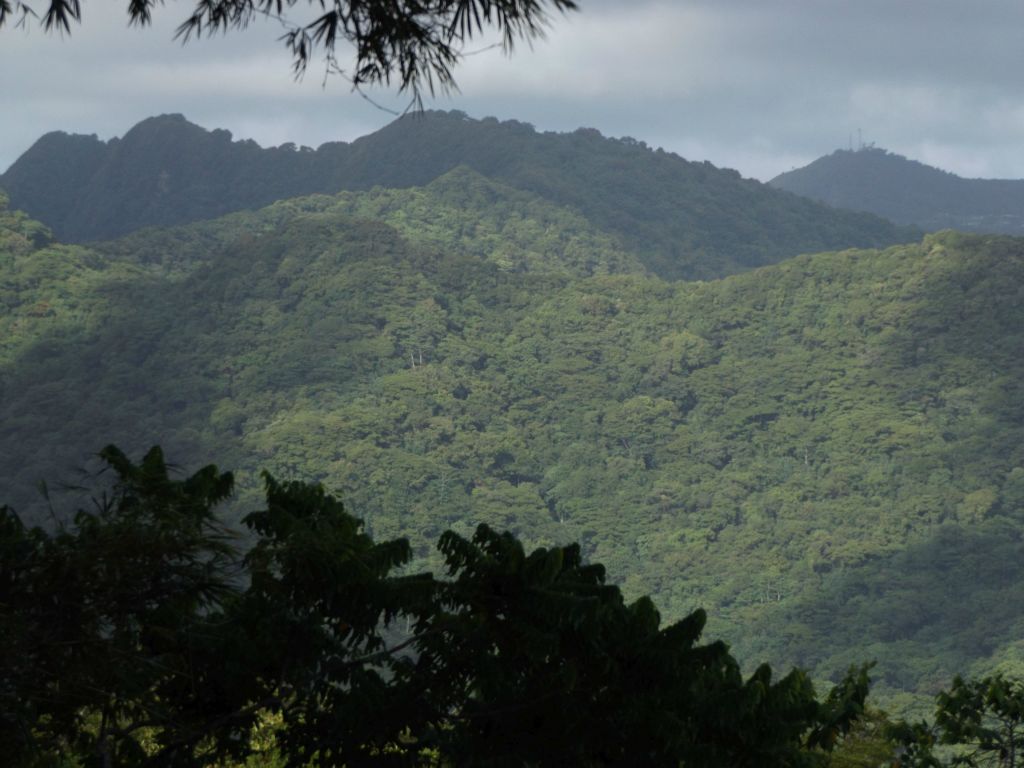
[771,147,1024,235]
[0,111,917,280]
[2,175,1022,711]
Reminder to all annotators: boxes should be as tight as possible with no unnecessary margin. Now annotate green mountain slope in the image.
[771,147,1024,234]
[2,178,1022,709]
[1,111,917,280]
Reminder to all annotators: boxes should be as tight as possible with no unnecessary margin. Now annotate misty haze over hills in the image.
[0,111,916,281]
[771,147,1024,235]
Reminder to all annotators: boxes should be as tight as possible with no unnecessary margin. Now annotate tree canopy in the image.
[0,0,578,100]
[891,674,1024,767]
[1,444,871,766]
[1,176,1022,710]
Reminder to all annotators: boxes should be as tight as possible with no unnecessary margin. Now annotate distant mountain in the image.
[0,115,332,246]
[771,147,1024,235]
[0,112,916,280]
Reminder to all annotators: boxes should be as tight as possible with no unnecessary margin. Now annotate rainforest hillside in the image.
[0,112,918,280]
[1,175,1022,711]
[771,147,1024,235]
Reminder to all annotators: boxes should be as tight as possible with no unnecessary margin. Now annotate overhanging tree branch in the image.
[1,0,579,101]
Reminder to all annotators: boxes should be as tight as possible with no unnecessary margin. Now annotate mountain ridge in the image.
[0,111,918,280]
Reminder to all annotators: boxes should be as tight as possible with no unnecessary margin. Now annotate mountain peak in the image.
[119,113,232,147]
[130,112,191,127]
[771,148,1024,234]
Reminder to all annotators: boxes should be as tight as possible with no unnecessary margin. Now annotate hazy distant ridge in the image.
[771,147,1024,234]
[0,111,916,281]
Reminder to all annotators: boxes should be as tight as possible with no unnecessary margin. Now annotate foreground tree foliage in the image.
[822,710,898,768]
[892,674,1024,768]
[1,445,870,767]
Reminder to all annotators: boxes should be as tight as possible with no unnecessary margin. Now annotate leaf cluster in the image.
[890,674,1024,767]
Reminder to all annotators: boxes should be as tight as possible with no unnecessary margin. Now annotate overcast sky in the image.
[3,0,1024,181]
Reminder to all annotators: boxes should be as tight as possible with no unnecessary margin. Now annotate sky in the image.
[3,0,1024,181]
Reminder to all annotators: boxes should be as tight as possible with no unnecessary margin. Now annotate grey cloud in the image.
[3,0,1024,181]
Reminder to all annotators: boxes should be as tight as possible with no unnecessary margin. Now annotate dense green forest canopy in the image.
[771,147,1024,235]
[0,111,918,280]
[1,175,1022,712]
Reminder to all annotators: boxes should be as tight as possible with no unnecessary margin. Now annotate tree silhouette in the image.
[2,444,871,766]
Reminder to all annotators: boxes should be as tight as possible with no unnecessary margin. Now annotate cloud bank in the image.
[3,0,1024,181]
